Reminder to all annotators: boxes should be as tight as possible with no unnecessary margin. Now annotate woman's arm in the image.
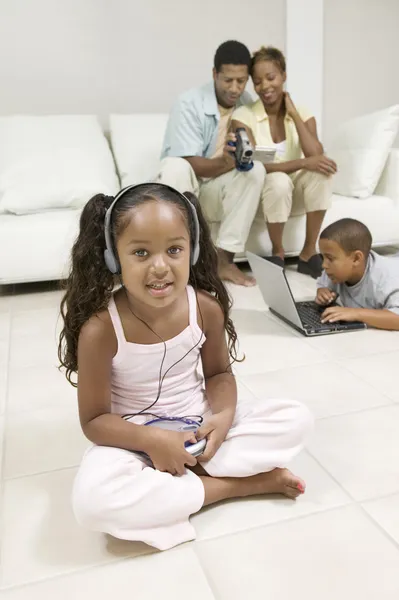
[231,119,256,147]
[232,118,304,173]
[231,118,335,175]
[291,115,324,157]
[285,93,323,156]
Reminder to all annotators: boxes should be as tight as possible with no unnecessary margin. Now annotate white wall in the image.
[323,0,399,145]
[2,0,399,143]
[0,0,286,124]
[286,0,323,134]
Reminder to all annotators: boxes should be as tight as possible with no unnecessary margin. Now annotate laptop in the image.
[246,251,366,337]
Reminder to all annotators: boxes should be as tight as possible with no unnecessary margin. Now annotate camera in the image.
[229,127,254,171]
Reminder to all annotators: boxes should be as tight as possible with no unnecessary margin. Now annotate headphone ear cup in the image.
[191,245,200,266]
[104,249,120,274]
[185,198,200,267]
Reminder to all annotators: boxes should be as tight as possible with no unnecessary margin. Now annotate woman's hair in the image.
[251,46,286,75]
[58,184,240,386]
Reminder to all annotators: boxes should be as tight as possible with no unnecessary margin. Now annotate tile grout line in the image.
[192,502,358,556]
[0,294,12,585]
[303,446,399,509]
[0,553,146,593]
[2,462,80,483]
[334,353,399,403]
[304,447,361,504]
[357,502,399,553]
[315,401,397,421]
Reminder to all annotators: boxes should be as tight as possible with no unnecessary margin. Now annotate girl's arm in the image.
[77,314,157,453]
[198,292,237,421]
[284,93,323,156]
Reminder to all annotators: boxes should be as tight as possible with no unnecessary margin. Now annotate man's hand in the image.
[316,288,337,306]
[196,410,233,462]
[222,132,237,169]
[321,306,361,323]
[303,155,337,176]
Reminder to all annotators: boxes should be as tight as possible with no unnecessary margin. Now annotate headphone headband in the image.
[103,183,200,274]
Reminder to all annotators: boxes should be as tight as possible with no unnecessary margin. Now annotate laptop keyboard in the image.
[296,301,341,330]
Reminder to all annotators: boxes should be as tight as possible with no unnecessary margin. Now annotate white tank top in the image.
[107,286,207,418]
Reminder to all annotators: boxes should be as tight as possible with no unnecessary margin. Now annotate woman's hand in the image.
[196,410,234,462]
[284,92,298,118]
[146,429,198,476]
[303,155,337,176]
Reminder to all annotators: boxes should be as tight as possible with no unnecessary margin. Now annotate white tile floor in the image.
[1,255,399,599]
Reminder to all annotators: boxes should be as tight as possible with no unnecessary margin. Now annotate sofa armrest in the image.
[375,148,399,201]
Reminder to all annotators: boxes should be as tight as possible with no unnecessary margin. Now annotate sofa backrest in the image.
[110,113,399,201]
[110,113,169,187]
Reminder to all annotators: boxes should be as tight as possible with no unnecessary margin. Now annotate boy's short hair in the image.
[214,41,251,72]
[320,218,372,257]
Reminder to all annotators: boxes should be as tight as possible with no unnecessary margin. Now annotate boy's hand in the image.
[316,288,337,306]
[321,306,360,323]
[146,429,198,476]
[196,410,233,462]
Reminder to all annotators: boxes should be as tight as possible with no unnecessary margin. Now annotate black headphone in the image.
[103,183,201,274]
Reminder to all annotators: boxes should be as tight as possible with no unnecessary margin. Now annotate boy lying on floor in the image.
[315,218,399,331]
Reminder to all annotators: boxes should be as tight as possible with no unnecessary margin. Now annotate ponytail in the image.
[58,194,114,385]
[184,192,241,365]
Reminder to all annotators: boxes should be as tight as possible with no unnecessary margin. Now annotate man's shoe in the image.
[266,256,285,268]
[297,254,323,279]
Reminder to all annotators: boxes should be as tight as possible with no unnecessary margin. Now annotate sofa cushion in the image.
[0,115,119,215]
[110,114,169,186]
[329,105,399,199]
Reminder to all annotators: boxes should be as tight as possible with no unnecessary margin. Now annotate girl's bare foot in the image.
[245,468,306,499]
[200,467,306,507]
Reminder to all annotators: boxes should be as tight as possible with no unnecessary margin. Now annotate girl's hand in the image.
[284,92,298,118]
[196,410,233,462]
[146,429,198,476]
[303,155,337,176]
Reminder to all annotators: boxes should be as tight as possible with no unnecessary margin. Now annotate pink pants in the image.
[72,397,313,550]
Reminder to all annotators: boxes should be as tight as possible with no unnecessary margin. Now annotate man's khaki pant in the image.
[261,170,333,223]
[156,157,265,254]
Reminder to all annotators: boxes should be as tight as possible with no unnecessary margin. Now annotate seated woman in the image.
[232,46,337,278]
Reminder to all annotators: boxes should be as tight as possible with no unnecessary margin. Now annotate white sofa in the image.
[1,113,399,285]
[110,113,399,259]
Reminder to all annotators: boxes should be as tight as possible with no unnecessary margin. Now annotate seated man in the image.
[156,40,265,286]
[315,218,399,330]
